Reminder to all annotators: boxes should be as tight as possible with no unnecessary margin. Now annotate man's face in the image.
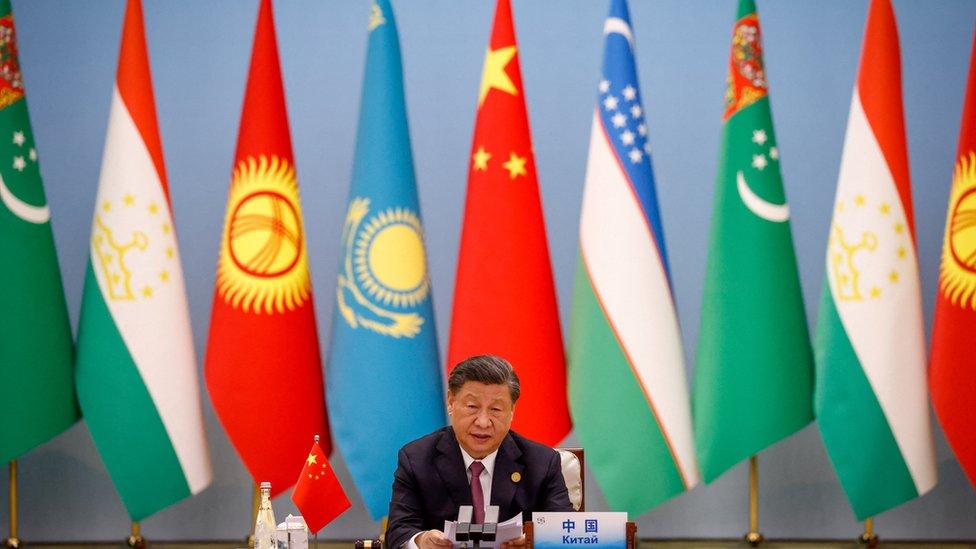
[447,381,514,459]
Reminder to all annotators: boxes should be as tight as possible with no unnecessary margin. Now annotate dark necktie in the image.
[469,461,486,523]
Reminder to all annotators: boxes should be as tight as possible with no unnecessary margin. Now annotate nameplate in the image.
[531,512,627,549]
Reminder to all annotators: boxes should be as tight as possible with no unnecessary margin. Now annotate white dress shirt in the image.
[407,447,500,549]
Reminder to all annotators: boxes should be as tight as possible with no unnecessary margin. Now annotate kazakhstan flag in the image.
[326,0,447,520]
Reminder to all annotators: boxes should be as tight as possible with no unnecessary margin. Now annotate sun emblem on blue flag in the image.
[337,197,429,338]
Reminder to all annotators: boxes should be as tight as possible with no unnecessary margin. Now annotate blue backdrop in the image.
[3,0,976,542]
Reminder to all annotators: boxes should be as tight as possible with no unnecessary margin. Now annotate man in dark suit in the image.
[386,355,573,549]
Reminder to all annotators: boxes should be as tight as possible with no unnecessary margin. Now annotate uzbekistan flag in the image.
[75,0,212,520]
[567,0,698,515]
[930,25,976,489]
[814,0,936,519]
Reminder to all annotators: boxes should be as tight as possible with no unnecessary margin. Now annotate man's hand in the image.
[500,534,527,549]
[416,529,453,549]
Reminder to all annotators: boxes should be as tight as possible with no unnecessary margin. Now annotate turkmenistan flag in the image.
[75,0,212,521]
[568,0,698,515]
[814,0,935,520]
[693,0,814,483]
[0,0,77,464]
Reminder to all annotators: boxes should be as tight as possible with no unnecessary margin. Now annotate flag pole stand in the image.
[126,521,146,548]
[247,483,259,548]
[743,455,763,547]
[3,461,20,549]
[858,517,879,548]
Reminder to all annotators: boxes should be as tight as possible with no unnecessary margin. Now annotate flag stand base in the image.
[858,518,879,548]
[743,532,764,547]
[1,538,20,549]
[126,521,146,549]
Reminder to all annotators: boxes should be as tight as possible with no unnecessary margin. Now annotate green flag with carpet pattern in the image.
[0,0,78,464]
[692,0,814,483]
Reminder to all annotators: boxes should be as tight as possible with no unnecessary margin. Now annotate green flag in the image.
[692,0,813,483]
[0,0,78,463]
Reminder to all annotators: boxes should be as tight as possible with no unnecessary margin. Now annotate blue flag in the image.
[326,0,447,520]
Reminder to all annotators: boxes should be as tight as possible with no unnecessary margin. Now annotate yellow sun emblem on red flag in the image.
[217,155,310,314]
[940,151,976,310]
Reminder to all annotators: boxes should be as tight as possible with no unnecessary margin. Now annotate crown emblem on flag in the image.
[336,197,427,338]
[829,193,910,302]
[217,155,310,314]
[91,194,176,302]
[940,151,976,309]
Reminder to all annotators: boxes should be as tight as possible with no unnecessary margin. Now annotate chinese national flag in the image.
[292,436,350,534]
[930,26,976,489]
[204,0,329,496]
[447,0,571,445]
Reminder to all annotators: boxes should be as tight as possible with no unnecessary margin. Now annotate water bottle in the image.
[253,481,279,549]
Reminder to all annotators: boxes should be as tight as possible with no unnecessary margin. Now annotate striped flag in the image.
[567,0,698,515]
[75,0,212,520]
[325,0,446,519]
[693,0,813,483]
[814,0,936,519]
[930,25,976,490]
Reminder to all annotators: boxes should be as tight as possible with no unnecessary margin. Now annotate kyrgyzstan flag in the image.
[205,0,329,495]
[930,26,976,489]
[447,0,570,445]
[291,435,350,534]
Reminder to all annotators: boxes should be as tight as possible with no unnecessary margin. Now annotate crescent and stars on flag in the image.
[471,44,529,181]
[723,11,791,224]
[0,128,49,224]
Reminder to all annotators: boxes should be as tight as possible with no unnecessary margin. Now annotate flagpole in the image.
[859,517,879,547]
[3,461,19,549]
[743,455,763,547]
[247,482,260,548]
[126,521,145,548]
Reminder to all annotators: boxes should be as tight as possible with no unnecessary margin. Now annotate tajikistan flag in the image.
[75,0,212,521]
[567,0,698,515]
[814,0,935,520]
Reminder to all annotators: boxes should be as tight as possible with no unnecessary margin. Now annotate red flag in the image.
[204,0,329,496]
[930,26,976,489]
[447,0,571,445]
[291,437,350,534]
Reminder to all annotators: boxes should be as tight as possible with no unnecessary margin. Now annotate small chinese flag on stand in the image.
[292,435,350,534]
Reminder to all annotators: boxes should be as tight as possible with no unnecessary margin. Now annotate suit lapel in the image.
[490,433,523,516]
[435,428,471,509]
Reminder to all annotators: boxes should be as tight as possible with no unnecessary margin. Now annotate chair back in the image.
[556,447,584,511]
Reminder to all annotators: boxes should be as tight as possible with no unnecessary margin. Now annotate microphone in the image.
[456,505,474,543]
[481,506,500,542]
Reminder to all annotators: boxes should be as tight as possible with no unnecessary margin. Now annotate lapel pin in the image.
[511,472,521,483]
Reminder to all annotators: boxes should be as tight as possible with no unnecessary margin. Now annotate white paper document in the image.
[444,514,523,549]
